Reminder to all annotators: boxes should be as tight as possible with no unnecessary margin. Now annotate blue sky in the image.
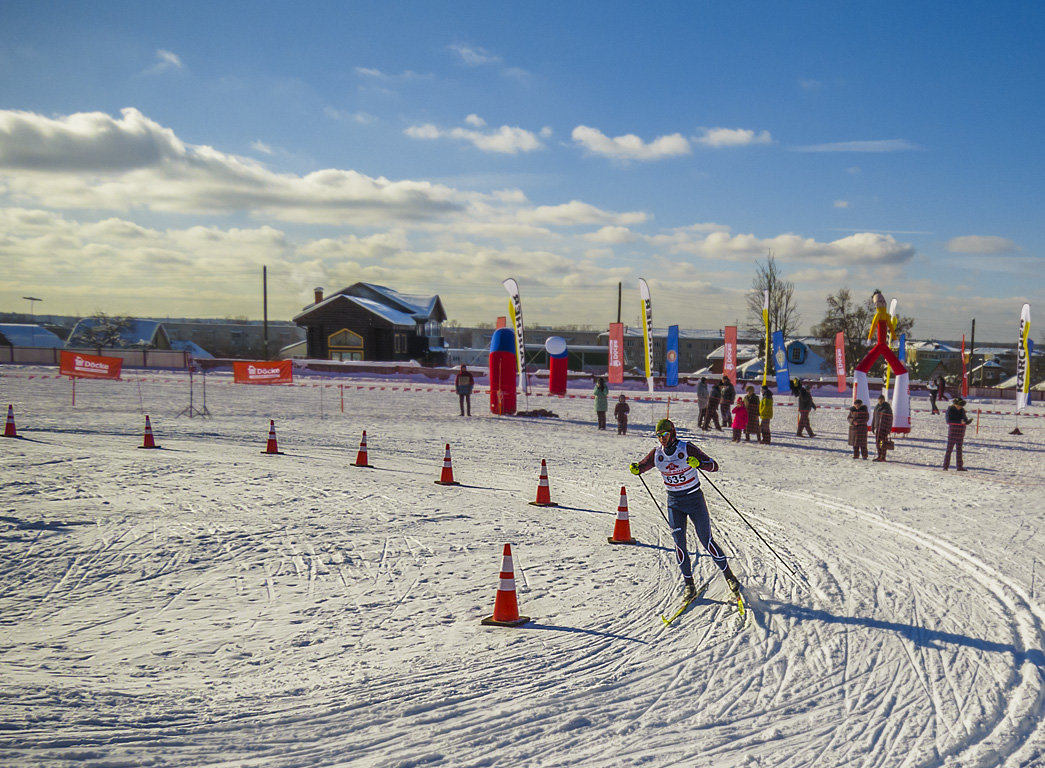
[1,0,1042,342]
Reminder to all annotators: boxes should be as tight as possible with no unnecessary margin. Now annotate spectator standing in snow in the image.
[848,399,870,459]
[731,396,748,442]
[454,365,475,417]
[929,374,948,415]
[593,377,609,430]
[872,395,894,462]
[696,377,710,430]
[796,381,817,437]
[628,418,741,601]
[703,381,722,430]
[614,394,630,435]
[759,386,774,444]
[943,397,972,471]
[719,376,736,430]
[743,385,760,442]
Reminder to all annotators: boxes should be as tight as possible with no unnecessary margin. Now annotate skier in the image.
[629,418,741,601]
[943,397,972,471]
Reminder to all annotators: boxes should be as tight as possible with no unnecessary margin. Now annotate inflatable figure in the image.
[489,327,518,415]
[854,290,911,433]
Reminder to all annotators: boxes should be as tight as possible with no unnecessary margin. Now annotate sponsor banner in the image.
[638,278,654,393]
[608,322,625,385]
[771,331,790,394]
[666,325,679,387]
[834,332,847,392]
[1017,303,1031,411]
[233,360,293,385]
[723,326,737,385]
[60,350,123,380]
[502,278,527,391]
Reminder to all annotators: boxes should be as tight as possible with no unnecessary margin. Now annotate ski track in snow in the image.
[0,367,1043,768]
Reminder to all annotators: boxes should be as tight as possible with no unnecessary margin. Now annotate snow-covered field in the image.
[1,366,1043,768]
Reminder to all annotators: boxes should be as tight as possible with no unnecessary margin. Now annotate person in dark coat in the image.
[454,365,475,416]
[872,395,893,461]
[593,377,609,430]
[943,397,973,470]
[847,399,870,459]
[929,374,948,415]
[614,394,630,435]
[703,382,722,430]
[796,382,816,437]
[743,385,760,442]
[719,376,735,430]
[696,377,710,429]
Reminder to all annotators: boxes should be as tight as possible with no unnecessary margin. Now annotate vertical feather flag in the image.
[834,332,847,393]
[638,278,654,394]
[666,325,679,387]
[502,278,527,393]
[772,331,790,394]
[1017,303,1031,412]
[762,290,770,386]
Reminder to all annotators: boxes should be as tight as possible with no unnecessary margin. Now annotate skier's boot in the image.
[722,566,742,599]
[682,578,697,602]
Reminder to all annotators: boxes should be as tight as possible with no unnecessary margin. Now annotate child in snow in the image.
[614,394,630,435]
[731,396,748,442]
[759,386,774,444]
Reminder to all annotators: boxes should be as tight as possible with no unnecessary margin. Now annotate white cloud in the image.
[834,200,849,208]
[947,235,1019,254]
[791,139,921,153]
[324,107,377,125]
[405,118,544,154]
[144,49,183,75]
[518,201,647,227]
[658,228,915,265]
[251,140,273,155]
[449,44,501,66]
[571,126,691,161]
[583,226,636,244]
[694,128,773,148]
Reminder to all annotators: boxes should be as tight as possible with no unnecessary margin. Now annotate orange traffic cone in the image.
[481,544,531,627]
[3,405,17,438]
[434,443,460,485]
[608,486,637,544]
[139,415,160,449]
[528,459,557,507]
[262,420,284,455]
[353,430,373,467]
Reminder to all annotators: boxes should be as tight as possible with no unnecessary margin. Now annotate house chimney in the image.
[314,287,324,304]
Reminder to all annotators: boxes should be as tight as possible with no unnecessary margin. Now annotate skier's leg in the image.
[667,495,694,580]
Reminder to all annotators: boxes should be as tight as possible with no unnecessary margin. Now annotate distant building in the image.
[0,323,66,349]
[66,318,172,349]
[293,283,448,365]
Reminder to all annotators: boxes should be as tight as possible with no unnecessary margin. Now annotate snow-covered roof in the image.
[345,296,421,327]
[0,323,65,348]
[170,340,213,359]
[66,318,169,348]
[908,340,960,353]
[294,282,444,325]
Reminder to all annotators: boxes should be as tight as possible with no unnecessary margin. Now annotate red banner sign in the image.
[60,350,123,379]
[723,326,737,384]
[607,322,624,384]
[233,360,293,385]
[834,332,847,392]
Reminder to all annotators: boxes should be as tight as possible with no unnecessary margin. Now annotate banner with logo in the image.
[502,278,527,392]
[60,350,123,380]
[834,332,847,392]
[638,278,654,393]
[233,360,293,385]
[771,331,790,394]
[608,322,624,384]
[1017,303,1031,411]
[723,326,737,385]
[666,325,679,387]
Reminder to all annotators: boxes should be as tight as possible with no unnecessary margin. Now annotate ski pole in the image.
[698,469,802,581]
[636,472,671,528]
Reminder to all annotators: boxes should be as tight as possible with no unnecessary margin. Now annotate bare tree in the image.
[745,253,800,368]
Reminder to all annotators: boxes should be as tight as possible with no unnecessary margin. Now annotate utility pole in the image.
[262,266,269,360]
[617,282,622,324]
[969,318,976,386]
[22,296,42,346]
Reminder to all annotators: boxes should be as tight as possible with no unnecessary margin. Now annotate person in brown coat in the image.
[743,385,760,442]
[847,399,869,459]
[613,394,630,435]
[943,397,972,470]
[872,395,893,462]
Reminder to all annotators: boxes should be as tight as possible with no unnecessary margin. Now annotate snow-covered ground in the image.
[1,366,1043,768]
